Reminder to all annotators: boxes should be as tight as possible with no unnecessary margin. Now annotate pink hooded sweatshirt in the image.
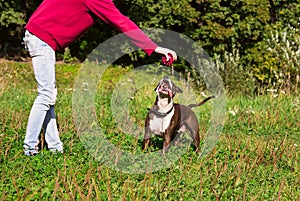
[25,0,158,55]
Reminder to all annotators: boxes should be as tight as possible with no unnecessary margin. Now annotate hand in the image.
[154,46,177,61]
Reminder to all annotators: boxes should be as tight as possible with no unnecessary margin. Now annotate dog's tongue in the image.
[166,88,173,97]
[158,87,173,97]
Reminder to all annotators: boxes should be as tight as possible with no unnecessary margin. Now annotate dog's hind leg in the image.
[184,124,200,152]
[194,130,200,153]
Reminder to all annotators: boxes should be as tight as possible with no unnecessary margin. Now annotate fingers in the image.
[167,50,177,61]
[154,46,177,61]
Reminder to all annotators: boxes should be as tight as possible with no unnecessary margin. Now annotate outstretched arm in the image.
[86,0,177,61]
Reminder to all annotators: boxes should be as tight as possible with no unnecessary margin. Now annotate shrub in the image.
[214,46,254,95]
[249,23,300,93]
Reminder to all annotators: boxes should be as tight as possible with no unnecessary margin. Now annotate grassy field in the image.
[0,60,299,200]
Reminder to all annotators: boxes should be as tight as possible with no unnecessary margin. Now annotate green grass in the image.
[0,61,299,200]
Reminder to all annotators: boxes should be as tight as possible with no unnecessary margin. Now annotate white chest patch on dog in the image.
[149,108,174,135]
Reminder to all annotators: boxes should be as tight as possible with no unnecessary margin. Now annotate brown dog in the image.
[142,76,214,155]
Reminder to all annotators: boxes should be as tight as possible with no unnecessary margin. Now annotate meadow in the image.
[0,60,299,200]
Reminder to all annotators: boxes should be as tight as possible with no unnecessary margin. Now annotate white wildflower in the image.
[246,106,255,115]
[292,99,299,107]
[228,107,239,116]
[267,89,277,93]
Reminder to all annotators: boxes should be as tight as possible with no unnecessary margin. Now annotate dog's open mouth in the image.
[157,84,173,98]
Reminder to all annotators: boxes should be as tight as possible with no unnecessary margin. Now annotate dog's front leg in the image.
[162,132,171,155]
[142,127,152,150]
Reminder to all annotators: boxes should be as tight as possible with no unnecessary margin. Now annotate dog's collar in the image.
[148,106,174,118]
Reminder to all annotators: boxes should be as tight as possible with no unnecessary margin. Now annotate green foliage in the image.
[0,0,27,59]
[124,0,199,30]
[0,9,25,27]
[0,1,25,26]
[244,0,300,93]
[249,23,300,93]
[62,47,79,63]
[214,46,255,95]
[188,0,270,54]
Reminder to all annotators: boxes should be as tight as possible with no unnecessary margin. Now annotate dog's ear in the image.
[173,82,183,93]
[175,86,183,93]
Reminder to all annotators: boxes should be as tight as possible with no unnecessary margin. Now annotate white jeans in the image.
[23,30,63,155]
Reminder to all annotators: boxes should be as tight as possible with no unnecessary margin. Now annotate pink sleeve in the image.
[86,0,158,56]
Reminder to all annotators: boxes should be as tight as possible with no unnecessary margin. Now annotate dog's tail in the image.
[187,96,216,109]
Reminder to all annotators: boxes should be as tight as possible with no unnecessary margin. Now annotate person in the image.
[23,0,177,156]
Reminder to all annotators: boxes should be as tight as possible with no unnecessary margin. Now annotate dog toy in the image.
[162,53,174,66]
